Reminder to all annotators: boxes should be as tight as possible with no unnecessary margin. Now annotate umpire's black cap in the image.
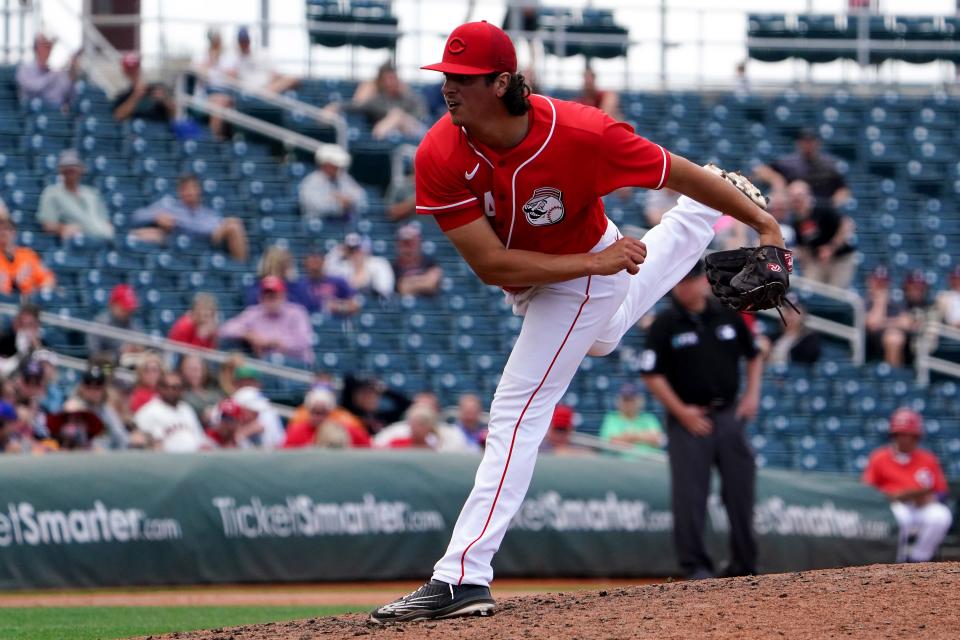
[681,260,705,281]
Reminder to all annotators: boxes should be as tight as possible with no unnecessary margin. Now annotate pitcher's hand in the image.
[589,237,647,276]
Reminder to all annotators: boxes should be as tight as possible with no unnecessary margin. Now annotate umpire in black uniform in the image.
[641,261,763,580]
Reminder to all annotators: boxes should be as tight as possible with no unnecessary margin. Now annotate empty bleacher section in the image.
[748,13,960,66]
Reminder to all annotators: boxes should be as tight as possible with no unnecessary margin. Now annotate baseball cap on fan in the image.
[421,21,517,76]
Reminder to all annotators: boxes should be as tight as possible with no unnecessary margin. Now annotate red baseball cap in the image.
[260,276,286,294]
[551,404,574,431]
[217,398,245,421]
[422,21,517,76]
[109,284,138,312]
[889,408,923,437]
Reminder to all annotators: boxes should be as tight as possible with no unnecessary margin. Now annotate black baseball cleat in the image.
[368,579,495,624]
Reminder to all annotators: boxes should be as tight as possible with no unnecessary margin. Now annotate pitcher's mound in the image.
[149,563,960,640]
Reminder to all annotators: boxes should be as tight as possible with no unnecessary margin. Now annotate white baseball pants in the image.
[891,500,953,562]
[433,196,722,586]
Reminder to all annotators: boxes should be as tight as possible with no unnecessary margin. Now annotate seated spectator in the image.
[863,408,953,563]
[934,266,960,328]
[179,354,223,425]
[46,398,104,451]
[216,352,245,397]
[169,292,220,349]
[195,28,233,140]
[131,174,248,261]
[37,149,115,241]
[13,358,51,439]
[206,398,263,448]
[16,34,79,108]
[134,371,211,453]
[375,399,471,452]
[112,52,174,123]
[866,268,930,368]
[26,349,61,414]
[599,384,664,454]
[0,303,43,361]
[340,374,411,436]
[574,67,621,120]
[299,249,358,316]
[299,144,367,220]
[68,365,127,449]
[385,166,415,222]
[105,377,149,449]
[350,62,427,140]
[0,204,56,297]
[766,297,821,366]
[324,233,396,299]
[130,352,164,413]
[286,383,371,448]
[242,245,313,310]
[231,371,285,448]
[375,403,443,450]
[393,224,442,297]
[87,284,143,364]
[0,399,49,454]
[754,128,851,209]
[455,393,487,448]
[283,388,353,449]
[220,277,314,364]
[765,189,797,249]
[67,364,107,413]
[541,405,592,456]
[221,26,299,95]
[788,180,856,289]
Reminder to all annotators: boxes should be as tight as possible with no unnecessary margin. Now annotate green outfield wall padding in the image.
[0,450,896,589]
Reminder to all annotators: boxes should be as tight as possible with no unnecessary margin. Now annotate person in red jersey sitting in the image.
[863,408,953,563]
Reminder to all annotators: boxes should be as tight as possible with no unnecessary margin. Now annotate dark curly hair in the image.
[484,72,531,116]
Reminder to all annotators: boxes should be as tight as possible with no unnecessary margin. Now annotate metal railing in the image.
[0,0,32,65]
[758,275,867,366]
[174,87,326,157]
[0,303,316,385]
[916,321,960,387]
[42,0,126,95]
[622,224,869,367]
[182,67,348,148]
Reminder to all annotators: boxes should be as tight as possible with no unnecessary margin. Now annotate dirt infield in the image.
[0,578,653,609]
[144,563,960,640]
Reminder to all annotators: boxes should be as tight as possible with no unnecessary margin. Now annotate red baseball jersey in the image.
[862,446,948,496]
[415,94,671,255]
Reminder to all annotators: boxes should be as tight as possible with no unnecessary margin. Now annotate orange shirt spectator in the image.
[284,389,370,447]
[0,205,55,296]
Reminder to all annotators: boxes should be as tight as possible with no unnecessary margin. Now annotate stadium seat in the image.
[747,14,796,63]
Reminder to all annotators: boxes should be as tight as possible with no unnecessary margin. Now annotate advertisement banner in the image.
[0,450,896,589]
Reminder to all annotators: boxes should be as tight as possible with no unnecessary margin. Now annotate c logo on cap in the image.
[448,37,467,54]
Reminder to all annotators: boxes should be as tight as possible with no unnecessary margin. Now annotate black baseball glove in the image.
[705,246,795,314]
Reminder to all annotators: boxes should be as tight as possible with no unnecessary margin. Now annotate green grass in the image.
[1,605,363,640]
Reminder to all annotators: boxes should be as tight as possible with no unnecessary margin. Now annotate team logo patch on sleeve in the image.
[522,187,565,226]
